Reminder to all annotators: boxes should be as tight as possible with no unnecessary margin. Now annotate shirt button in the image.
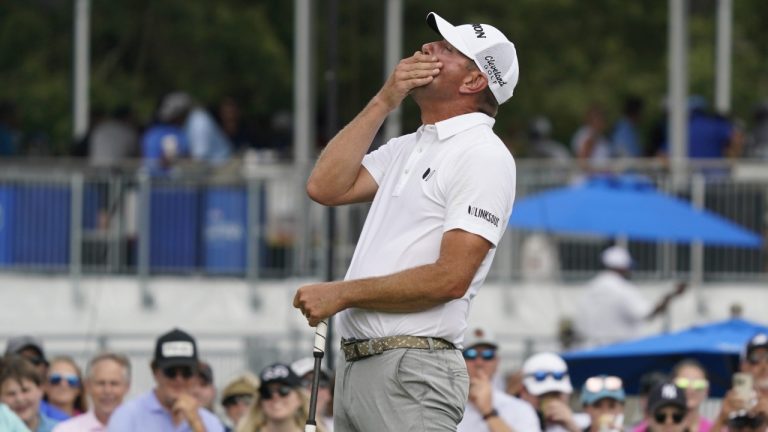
[404,169,410,174]
[418,148,423,153]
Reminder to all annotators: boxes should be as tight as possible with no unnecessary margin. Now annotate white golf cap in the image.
[601,245,633,270]
[463,327,498,349]
[427,12,520,105]
[522,352,573,396]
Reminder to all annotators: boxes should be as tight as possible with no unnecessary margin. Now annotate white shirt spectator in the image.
[571,125,612,163]
[458,389,541,432]
[575,270,652,347]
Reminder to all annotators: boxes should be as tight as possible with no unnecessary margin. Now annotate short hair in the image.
[0,354,42,388]
[86,352,132,383]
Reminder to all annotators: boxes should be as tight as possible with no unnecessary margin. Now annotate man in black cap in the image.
[712,332,768,432]
[107,328,223,432]
[644,381,688,432]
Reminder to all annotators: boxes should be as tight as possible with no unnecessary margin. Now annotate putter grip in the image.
[313,319,328,355]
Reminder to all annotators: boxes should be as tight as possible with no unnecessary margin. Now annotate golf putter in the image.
[305,318,328,432]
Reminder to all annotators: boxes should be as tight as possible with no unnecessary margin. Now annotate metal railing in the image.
[0,157,765,282]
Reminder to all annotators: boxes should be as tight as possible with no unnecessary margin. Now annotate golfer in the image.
[293,12,519,431]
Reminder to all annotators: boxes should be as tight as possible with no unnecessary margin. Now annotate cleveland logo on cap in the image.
[483,56,507,87]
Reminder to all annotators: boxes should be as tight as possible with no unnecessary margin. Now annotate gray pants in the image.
[333,347,469,432]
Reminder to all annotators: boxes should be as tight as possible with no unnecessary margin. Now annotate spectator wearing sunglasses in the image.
[457,328,540,432]
[0,354,60,432]
[520,352,589,432]
[220,373,259,431]
[291,357,334,432]
[4,336,69,422]
[581,375,625,432]
[43,357,87,418]
[237,363,324,432]
[711,332,768,432]
[52,352,131,432]
[642,382,688,432]
[670,359,713,432]
[107,328,224,432]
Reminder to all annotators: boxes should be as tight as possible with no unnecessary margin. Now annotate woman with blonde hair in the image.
[43,356,87,417]
[237,363,325,432]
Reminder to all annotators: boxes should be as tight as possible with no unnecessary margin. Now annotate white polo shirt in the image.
[337,112,516,347]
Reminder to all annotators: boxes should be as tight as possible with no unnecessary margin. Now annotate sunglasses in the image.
[259,385,293,400]
[222,394,254,407]
[654,410,685,424]
[463,348,496,361]
[747,351,768,365]
[728,414,767,429]
[27,356,47,366]
[162,366,194,380]
[584,375,623,393]
[49,373,80,388]
[527,370,568,382]
[674,377,709,390]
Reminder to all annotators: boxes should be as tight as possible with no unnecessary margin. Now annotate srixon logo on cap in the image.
[473,24,486,38]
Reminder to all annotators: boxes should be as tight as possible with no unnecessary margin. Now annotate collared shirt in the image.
[36,413,60,432]
[458,389,541,432]
[0,403,29,432]
[107,390,224,432]
[574,270,653,347]
[337,112,517,347]
[52,411,105,432]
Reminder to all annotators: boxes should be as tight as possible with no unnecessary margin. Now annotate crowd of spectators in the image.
[1,324,768,432]
[0,93,290,170]
[521,96,768,166]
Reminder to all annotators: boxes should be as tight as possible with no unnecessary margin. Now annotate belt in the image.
[341,335,456,362]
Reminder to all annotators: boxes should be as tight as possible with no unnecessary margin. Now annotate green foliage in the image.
[0,0,765,154]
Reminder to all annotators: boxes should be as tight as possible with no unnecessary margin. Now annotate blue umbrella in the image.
[509,175,762,247]
[562,318,768,396]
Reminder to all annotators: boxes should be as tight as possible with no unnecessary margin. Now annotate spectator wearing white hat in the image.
[457,327,540,432]
[574,245,686,347]
[519,352,589,432]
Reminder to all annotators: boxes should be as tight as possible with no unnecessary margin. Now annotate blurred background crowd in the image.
[3,327,768,431]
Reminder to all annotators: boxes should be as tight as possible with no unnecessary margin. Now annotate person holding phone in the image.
[711,333,768,432]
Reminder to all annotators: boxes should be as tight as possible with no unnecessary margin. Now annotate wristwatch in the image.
[482,408,499,420]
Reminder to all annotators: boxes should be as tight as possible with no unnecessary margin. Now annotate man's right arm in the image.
[306,51,442,206]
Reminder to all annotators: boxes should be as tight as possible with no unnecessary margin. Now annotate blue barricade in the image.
[12,185,71,267]
[203,187,247,274]
[0,187,12,266]
[150,186,199,271]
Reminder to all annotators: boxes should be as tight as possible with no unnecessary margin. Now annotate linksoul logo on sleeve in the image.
[467,205,500,227]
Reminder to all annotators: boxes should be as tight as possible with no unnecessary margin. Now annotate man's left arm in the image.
[294,228,491,325]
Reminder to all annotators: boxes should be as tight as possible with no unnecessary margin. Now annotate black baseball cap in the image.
[647,381,687,414]
[5,335,47,362]
[259,363,302,390]
[153,328,198,370]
